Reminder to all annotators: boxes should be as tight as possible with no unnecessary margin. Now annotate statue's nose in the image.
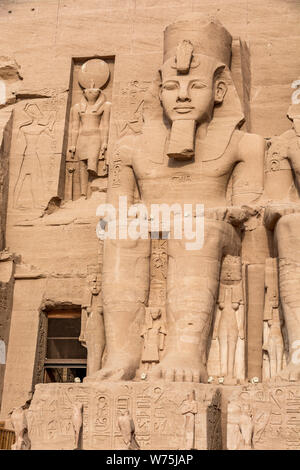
[177,84,191,102]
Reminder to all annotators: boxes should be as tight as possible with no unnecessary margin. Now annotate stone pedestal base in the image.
[27,381,300,450]
[27,382,222,450]
[223,382,300,450]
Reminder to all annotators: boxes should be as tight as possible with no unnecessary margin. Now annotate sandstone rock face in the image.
[0,0,299,451]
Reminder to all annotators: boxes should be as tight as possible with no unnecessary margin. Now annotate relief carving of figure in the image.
[89,14,264,383]
[180,390,198,450]
[71,402,83,450]
[212,255,245,384]
[80,264,105,376]
[264,96,300,381]
[140,307,167,373]
[9,397,32,450]
[68,59,111,199]
[227,394,254,450]
[13,103,55,210]
[262,258,285,379]
[117,410,140,450]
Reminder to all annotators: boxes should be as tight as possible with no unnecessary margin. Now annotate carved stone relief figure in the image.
[9,393,32,450]
[264,96,300,381]
[212,255,245,384]
[72,402,83,450]
[180,390,198,450]
[262,258,285,379]
[68,59,111,199]
[117,409,140,450]
[140,307,167,374]
[93,14,264,383]
[227,393,254,450]
[80,264,105,376]
[13,103,55,210]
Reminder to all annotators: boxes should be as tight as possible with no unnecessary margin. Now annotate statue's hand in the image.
[100,143,107,157]
[218,302,224,310]
[232,302,240,311]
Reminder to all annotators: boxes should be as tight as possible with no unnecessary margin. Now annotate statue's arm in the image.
[106,140,136,211]
[212,306,221,340]
[287,131,300,187]
[69,105,80,155]
[232,133,265,205]
[100,102,111,157]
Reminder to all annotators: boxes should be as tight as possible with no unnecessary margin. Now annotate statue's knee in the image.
[276,213,300,238]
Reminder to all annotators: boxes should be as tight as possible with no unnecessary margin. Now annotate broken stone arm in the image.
[68,104,80,155]
[100,101,111,160]
[231,134,265,205]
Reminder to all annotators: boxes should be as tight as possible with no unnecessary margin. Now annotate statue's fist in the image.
[232,302,240,311]
[99,144,108,159]
[218,302,224,310]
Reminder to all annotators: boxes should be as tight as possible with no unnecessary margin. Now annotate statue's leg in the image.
[87,237,150,381]
[154,218,241,382]
[218,333,228,378]
[226,333,238,384]
[13,170,26,208]
[79,160,88,197]
[275,213,300,380]
[269,339,277,378]
[86,312,105,376]
[275,339,284,374]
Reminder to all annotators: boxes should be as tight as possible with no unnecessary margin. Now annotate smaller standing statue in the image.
[227,395,254,450]
[9,406,31,450]
[80,264,105,376]
[262,258,285,379]
[213,255,245,384]
[68,58,111,198]
[180,391,198,450]
[118,410,140,450]
[13,103,55,210]
[140,307,167,372]
[72,403,83,450]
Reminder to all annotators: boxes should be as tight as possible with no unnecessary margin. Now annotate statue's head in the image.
[150,308,161,320]
[159,15,243,160]
[87,265,101,295]
[24,103,43,121]
[160,42,227,125]
[83,87,101,102]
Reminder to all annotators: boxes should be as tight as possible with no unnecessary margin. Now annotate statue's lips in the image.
[173,106,194,114]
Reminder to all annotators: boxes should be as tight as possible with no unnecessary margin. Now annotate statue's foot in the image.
[274,363,300,382]
[152,355,208,383]
[84,357,138,382]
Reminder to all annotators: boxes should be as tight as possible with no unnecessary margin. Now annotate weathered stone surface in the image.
[0,1,299,453]
[27,382,222,450]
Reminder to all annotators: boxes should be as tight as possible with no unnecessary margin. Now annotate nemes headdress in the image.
[160,14,244,161]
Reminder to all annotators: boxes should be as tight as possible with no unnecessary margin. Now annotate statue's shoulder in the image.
[71,102,80,112]
[112,134,141,166]
[235,130,265,159]
[237,130,265,147]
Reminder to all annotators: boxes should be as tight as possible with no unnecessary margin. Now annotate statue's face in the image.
[160,75,226,123]
[88,274,101,295]
[84,88,100,101]
[151,308,161,320]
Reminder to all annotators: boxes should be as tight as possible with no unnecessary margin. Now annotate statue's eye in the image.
[163,81,178,91]
[190,81,206,89]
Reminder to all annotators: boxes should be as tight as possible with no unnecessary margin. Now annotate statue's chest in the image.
[132,151,234,182]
